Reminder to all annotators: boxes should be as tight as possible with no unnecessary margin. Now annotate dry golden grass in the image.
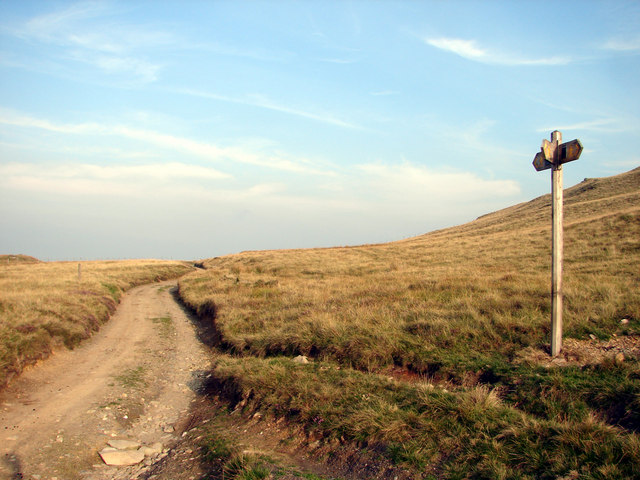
[180,169,639,371]
[0,259,192,388]
[0,254,40,264]
[179,167,640,478]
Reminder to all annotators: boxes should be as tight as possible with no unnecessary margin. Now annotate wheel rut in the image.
[0,280,211,480]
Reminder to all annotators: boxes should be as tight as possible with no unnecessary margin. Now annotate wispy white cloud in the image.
[418,115,527,163]
[358,162,520,203]
[86,54,160,83]
[0,161,341,213]
[244,183,285,197]
[247,93,361,130]
[529,97,640,133]
[0,109,105,134]
[0,109,337,176]
[0,139,158,160]
[6,1,169,83]
[602,36,640,52]
[602,158,640,169]
[110,125,336,175]
[195,41,292,63]
[425,37,571,66]
[20,1,175,52]
[426,38,486,60]
[0,161,230,196]
[537,117,640,134]
[0,163,353,219]
[176,88,362,130]
[21,1,110,38]
[0,161,229,181]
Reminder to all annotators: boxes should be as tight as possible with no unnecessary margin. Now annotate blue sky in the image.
[1,1,638,260]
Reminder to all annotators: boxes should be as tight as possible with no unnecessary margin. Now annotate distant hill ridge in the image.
[406,166,640,243]
[0,254,40,264]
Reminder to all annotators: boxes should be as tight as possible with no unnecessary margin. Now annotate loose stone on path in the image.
[108,439,141,450]
[99,448,145,466]
[99,439,164,466]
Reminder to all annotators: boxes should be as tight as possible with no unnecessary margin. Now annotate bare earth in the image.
[0,281,211,480]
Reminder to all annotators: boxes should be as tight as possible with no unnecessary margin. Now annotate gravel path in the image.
[0,281,211,480]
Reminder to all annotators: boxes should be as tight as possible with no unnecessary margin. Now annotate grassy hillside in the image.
[0,254,40,264]
[178,167,640,479]
[0,259,193,389]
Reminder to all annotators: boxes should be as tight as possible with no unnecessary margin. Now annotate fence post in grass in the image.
[78,263,82,282]
[532,130,583,356]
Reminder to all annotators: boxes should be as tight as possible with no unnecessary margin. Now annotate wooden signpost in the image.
[533,131,583,356]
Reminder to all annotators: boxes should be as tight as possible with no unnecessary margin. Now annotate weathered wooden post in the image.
[533,130,583,356]
[78,263,82,282]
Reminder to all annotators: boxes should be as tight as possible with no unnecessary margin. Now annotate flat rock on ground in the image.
[0,281,210,480]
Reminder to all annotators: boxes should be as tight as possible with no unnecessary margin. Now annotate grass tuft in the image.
[151,316,174,339]
[200,429,328,479]
[114,366,147,390]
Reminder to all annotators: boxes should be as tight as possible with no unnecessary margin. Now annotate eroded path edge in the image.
[0,280,211,480]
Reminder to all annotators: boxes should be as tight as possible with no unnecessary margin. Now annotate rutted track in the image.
[0,280,211,480]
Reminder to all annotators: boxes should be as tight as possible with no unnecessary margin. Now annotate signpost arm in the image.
[550,131,563,356]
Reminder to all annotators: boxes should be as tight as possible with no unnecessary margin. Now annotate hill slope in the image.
[0,254,40,264]
[178,167,640,479]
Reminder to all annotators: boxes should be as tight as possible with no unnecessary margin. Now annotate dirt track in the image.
[0,281,210,480]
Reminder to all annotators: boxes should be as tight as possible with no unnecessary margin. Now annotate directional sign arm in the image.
[533,150,552,171]
[542,138,559,164]
[533,132,582,171]
[558,139,583,164]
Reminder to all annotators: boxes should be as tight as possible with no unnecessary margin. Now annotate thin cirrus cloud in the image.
[111,125,337,175]
[195,41,292,63]
[0,161,230,197]
[424,37,571,66]
[20,2,108,39]
[0,109,336,176]
[0,161,230,181]
[0,109,104,134]
[7,2,171,83]
[537,117,640,134]
[357,163,521,203]
[20,1,175,52]
[602,36,640,52]
[61,50,161,83]
[175,88,362,130]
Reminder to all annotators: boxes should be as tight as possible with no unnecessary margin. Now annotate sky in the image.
[0,1,639,261]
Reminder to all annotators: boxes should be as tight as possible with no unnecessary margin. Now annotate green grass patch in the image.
[209,355,640,479]
[114,366,146,390]
[151,316,174,339]
[200,429,339,480]
[101,282,121,300]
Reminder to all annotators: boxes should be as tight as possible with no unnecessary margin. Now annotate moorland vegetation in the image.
[0,259,192,388]
[178,167,640,479]
[1,168,637,479]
